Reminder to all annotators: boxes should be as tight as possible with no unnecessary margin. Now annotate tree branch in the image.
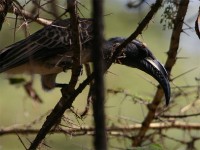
[107,0,163,70]
[2,121,200,136]
[132,0,190,146]
[28,0,83,149]
[10,3,52,26]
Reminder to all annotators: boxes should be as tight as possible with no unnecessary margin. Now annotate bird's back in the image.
[0,18,93,74]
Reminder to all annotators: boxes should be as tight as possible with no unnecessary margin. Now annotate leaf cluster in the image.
[160,1,178,30]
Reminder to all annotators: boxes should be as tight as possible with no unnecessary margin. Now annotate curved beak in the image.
[137,58,171,105]
[119,56,170,105]
[104,37,170,105]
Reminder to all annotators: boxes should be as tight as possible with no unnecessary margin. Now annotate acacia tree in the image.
[0,0,200,149]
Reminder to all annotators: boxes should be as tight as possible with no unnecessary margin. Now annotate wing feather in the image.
[0,20,71,72]
[0,18,93,73]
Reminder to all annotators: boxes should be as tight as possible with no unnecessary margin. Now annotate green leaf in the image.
[149,143,163,150]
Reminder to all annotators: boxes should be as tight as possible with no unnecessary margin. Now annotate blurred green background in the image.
[1,0,200,149]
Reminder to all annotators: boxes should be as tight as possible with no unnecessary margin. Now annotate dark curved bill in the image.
[137,58,171,105]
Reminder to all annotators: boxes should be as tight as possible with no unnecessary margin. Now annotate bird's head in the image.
[104,37,170,105]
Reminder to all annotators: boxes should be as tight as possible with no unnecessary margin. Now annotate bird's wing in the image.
[0,18,93,73]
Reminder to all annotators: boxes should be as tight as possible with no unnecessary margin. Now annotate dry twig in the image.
[2,121,200,136]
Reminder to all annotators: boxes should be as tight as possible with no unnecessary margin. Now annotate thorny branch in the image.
[0,0,65,27]
[3,121,200,136]
[109,0,163,68]
[10,1,52,26]
[132,0,190,146]
[28,0,83,149]
[67,0,82,90]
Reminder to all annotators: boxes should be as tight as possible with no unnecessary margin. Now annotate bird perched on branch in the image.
[0,18,170,105]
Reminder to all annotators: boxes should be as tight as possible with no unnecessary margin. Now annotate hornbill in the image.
[0,18,171,105]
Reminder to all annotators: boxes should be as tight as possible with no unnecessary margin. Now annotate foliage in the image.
[160,1,178,30]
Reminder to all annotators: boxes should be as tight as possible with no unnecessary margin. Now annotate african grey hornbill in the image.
[0,18,171,105]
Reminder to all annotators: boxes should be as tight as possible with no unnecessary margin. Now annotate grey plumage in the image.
[0,19,93,74]
[0,18,171,105]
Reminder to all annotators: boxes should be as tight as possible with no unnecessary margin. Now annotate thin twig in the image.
[16,133,27,150]
[160,112,200,119]
[9,2,52,26]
